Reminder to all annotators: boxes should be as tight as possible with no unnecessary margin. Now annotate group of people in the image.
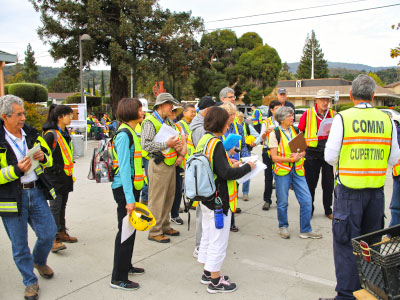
[1,74,400,300]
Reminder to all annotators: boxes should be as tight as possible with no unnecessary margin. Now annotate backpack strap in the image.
[44,129,58,152]
[274,127,281,145]
[113,128,134,148]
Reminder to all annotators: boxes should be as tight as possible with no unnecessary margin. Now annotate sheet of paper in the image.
[26,143,41,174]
[154,123,178,143]
[317,118,334,136]
[236,159,267,184]
[121,215,136,244]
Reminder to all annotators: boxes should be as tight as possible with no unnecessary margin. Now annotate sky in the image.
[1,0,399,70]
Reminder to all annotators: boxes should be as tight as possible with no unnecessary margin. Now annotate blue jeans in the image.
[2,187,57,286]
[141,158,149,202]
[390,177,400,227]
[274,168,312,233]
[241,180,250,195]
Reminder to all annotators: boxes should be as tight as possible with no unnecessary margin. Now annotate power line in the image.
[206,0,369,23]
[206,3,400,31]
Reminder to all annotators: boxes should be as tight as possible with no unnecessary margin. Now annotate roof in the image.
[48,92,77,100]
[0,50,17,64]
[278,78,352,88]
[385,81,400,88]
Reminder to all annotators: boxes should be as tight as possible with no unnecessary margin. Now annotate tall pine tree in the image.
[22,43,40,83]
[92,77,96,95]
[100,71,105,96]
[297,30,328,79]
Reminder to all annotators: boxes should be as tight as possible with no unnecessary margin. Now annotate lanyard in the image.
[6,132,27,157]
[153,111,164,124]
[272,119,278,127]
[279,126,293,141]
[357,102,371,108]
[313,106,329,122]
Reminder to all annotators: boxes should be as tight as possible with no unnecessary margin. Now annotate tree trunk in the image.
[110,65,129,118]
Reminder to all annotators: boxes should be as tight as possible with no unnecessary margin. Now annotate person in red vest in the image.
[298,89,336,219]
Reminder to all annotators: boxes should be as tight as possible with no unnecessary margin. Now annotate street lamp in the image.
[79,34,91,103]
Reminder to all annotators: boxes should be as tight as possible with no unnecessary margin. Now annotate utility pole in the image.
[311,33,315,80]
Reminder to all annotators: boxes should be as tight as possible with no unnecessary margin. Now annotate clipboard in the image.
[288,132,307,153]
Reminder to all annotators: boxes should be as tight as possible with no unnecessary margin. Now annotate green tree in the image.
[391,22,400,68]
[368,72,384,86]
[100,71,105,96]
[297,30,328,79]
[22,43,40,83]
[87,79,90,94]
[48,68,79,92]
[30,0,203,113]
[92,77,96,95]
[279,62,295,80]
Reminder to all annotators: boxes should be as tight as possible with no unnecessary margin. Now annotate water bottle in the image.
[214,197,224,229]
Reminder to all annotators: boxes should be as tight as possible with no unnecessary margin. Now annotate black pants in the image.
[262,149,273,204]
[171,166,183,218]
[50,192,69,232]
[111,186,140,281]
[304,156,334,215]
[254,123,261,134]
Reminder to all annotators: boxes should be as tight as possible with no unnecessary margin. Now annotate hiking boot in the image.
[58,230,78,243]
[34,264,54,279]
[262,202,270,211]
[279,227,290,239]
[242,194,249,201]
[51,239,67,253]
[299,231,323,239]
[201,274,230,285]
[110,280,139,290]
[128,266,145,275]
[170,216,184,225]
[193,246,199,258]
[24,282,39,300]
[207,277,237,294]
[164,228,180,236]
[326,213,333,220]
[148,234,170,243]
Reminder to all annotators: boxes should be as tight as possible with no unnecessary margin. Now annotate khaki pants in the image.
[148,158,176,236]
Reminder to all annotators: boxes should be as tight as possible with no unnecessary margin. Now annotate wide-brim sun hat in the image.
[172,105,184,116]
[154,93,179,108]
[315,89,332,99]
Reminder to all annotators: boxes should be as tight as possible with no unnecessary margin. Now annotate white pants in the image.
[197,203,231,272]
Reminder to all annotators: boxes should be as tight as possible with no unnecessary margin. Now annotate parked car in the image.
[379,109,400,127]
[295,108,307,121]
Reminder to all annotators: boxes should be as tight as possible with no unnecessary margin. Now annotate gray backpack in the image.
[184,137,216,202]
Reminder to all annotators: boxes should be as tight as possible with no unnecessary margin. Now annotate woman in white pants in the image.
[195,106,255,294]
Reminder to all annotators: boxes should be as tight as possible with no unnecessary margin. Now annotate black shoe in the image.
[128,266,145,275]
[207,277,237,294]
[110,280,139,290]
[235,208,242,214]
[262,202,270,211]
[201,274,229,285]
[230,225,239,232]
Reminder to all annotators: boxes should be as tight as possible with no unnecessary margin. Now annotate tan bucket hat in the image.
[315,89,331,99]
[154,93,179,108]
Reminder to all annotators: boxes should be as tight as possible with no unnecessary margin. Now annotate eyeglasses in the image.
[11,112,27,117]
[227,96,236,100]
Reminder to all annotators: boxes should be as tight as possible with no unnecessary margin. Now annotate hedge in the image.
[65,94,102,107]
[5,83,48,103]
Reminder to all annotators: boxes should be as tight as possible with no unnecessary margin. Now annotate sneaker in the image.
[279,227,290,239]
[193,247,199,258]
[34,264,54,279]
[110,280,139,290]
[207,277,237,294]
[201,274,230,285]
[170,216,184,225]
[299,231,323,239]
[128,266,145,275]
[242,194,249,201]
[24,282,39,300]
[262,202,270,211]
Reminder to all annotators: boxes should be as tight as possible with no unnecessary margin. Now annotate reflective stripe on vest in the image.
[304,107,336,147]
[196,133,238,213]
[186,132,195,158]
[273,127,305,176]
[338,107,392,189]
[147,115,178,166]
[0,201,18,213]
[252,109,262,125]
[53,130,74,176]
[112,123,144,190]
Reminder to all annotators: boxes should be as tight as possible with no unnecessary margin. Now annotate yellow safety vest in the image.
[112,123,144,190]
[338,107,392,189]
[134,123,149,160]
[175,122,185,169]
[187,132,195,159]
[304,107,336,147]
[104,116,112,125]
[393,160,400,177]
[273,126,305,176]
[196,133,238,213]
[252,109,262,125]
[177,119,191,135]
[45,130,74,176]
[147,115,178,166]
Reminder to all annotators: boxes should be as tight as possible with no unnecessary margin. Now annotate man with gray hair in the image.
[321,75,400,300]
[0,95,57,300]
[219,87,236,104]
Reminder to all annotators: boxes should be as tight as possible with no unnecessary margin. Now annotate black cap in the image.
[198,96,215,110]
[277,88,287,94]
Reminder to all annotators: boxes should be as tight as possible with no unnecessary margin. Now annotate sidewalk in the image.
[0,141,394,300]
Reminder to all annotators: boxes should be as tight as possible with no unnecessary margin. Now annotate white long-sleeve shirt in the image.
[325,103,400,169]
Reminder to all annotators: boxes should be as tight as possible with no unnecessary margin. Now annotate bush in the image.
[374,106,389,109]
[336,103,354,112]
[5,83,48,103]
[65,94,101,108]
[4,84,9,95]
[24,102,47,131]
[393,107,400,113]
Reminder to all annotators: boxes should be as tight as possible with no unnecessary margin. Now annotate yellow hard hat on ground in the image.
[129,203,156,231]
